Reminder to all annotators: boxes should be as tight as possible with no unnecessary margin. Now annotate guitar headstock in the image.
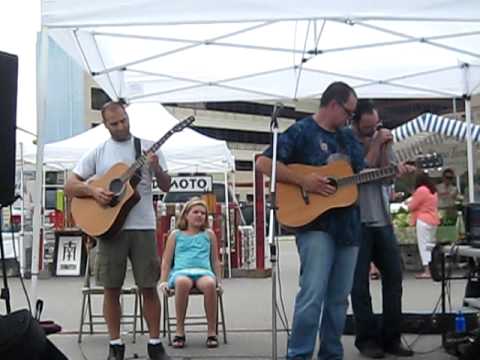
[172,116,195,133]
[411,153,444,169]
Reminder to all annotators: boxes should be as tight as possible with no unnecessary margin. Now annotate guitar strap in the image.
[133,137,142,183]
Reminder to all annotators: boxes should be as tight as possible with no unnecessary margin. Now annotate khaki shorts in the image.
[95,230,160,288]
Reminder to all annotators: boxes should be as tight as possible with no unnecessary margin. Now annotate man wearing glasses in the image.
[256,82,365,360]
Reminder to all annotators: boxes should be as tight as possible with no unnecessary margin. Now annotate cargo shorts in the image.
[95,230,160,288]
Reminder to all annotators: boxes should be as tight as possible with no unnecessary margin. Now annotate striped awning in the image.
[393,113,480,143]
[392,113,480,163]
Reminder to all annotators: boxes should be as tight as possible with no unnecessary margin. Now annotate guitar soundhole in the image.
[108,178,125,206]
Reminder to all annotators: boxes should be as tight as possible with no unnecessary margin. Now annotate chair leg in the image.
[165,294,172,346]
[78,292,87,343]
[162,293,166,338]
[87,293,94,334]
[133,290,138,344]
[139,292,145,334]
[218,292,227,344]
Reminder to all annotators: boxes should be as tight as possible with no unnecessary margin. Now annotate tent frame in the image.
[36,9,480,344]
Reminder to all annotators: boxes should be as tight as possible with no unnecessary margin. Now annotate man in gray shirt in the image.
[351,100,414,358]
[65,102,171,360]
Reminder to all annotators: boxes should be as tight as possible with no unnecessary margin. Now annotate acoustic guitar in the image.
[276,154,442,228]
[71,116,195,239]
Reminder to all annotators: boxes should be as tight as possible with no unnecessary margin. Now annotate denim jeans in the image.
[351,224,403,349]
[287,231,359,360]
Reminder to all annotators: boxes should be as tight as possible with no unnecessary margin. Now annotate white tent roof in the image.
[42,1,480,103]
[24,103,235,173]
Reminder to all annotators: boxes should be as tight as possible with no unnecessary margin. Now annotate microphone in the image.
[270,102,284,129]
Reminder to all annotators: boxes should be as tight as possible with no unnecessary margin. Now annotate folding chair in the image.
[162,285,227,346]
[161,233,227,346]
[78,245,145,343]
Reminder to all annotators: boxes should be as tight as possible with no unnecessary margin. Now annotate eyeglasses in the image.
[338,102,356,119]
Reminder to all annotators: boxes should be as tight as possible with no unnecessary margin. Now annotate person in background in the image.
[437,168,458,220]
[159,198,222,349]
[408,172,440,279]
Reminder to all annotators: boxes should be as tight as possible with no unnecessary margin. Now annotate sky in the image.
[1,1,40,145]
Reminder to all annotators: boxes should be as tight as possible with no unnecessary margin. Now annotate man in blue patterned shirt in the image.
[256,82,364,360]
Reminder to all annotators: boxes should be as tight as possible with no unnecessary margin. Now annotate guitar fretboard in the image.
[336,165,397,187]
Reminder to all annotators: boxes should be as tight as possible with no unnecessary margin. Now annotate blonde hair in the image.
[177,197,209,231]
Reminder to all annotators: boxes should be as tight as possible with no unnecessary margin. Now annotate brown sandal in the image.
[173,335,186,348]
[206,335,218,348]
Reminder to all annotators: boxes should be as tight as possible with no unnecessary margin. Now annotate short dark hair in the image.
[101,101,127,122]
[352,99,376,123]
[415,172,437,194]
[320,81,357,108]
[442,168,455,177]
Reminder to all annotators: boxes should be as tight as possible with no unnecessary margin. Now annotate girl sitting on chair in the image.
[159,197,222,349]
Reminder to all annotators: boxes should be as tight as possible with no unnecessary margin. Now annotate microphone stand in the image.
[268,102,283,360]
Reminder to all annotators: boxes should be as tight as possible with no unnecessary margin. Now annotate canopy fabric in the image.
[24,103,235,173]
[392,112,480,173]
[42,1,480,103]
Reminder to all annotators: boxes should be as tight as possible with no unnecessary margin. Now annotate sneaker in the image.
[358,341,385,359]
[107,344,125,360]
[147,343,171,360]
[384,342,414,357]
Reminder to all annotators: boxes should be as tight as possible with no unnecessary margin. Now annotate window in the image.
[235,160,253,171]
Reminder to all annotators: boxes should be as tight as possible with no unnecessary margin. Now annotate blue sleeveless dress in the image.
[167,230,216,288]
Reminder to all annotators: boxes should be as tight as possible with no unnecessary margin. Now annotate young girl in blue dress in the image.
[159,197,222,349]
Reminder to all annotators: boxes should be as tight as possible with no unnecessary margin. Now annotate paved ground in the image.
[1,239,464,359]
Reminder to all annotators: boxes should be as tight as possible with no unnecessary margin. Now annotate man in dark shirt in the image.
[256,82,364,360]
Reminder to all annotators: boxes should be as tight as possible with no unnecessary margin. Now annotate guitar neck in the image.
[337,165,397,187]
[117,115,195,183]
[119,130,176,183]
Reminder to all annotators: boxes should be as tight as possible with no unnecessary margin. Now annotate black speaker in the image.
[0,51,18,207]
[0,309,67,360]
[465,203,480,248]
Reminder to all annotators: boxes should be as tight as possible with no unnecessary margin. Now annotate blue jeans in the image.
[287,231,359,360]
[351,224,403,350]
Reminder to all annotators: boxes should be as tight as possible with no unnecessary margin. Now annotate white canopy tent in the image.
[36,0,480,321]
[23,103,235,173]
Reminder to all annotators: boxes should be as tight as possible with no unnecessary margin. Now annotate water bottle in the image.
[455,310,466,334]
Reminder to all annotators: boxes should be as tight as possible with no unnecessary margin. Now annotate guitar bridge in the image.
[109,196,119,207]
[300,188,310,205]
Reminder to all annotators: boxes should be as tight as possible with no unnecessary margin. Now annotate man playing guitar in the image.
[65,101,171,360]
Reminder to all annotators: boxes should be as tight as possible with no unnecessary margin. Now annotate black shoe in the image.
[358,341,385,359]
[147,343,171,360]
[107,344,125,360]
[384,342,414,357]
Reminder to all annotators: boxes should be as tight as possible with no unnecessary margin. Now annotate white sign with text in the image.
[168,176,213,193]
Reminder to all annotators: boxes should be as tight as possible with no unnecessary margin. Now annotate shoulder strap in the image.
[133,137,142,182]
